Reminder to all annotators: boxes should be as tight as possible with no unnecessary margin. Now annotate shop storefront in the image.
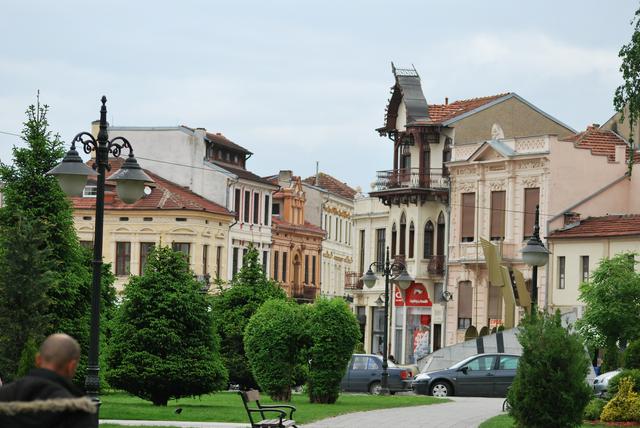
[393,282,433,364]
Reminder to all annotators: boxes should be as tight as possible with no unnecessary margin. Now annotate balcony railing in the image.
[427,255,446,276]
[373,168,449,192]
[344,271,364,290]
[292,285,319,301]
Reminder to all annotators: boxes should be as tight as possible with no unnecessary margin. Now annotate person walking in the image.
[0,333,96,428]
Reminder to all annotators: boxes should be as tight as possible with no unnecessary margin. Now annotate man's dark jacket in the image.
[0,368,96,428]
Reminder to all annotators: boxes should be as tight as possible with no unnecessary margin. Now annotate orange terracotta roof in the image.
[421,93,511,125]
[561,125,637,163]
[72,158,233,217]
[548,214,640,239]
[302,172,357,199]
[271,217,325,236]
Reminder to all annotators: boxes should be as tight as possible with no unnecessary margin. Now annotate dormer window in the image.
[83,185,97,198]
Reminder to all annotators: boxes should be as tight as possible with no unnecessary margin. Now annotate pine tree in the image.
[209,245,286,389]
[107,245,227,406]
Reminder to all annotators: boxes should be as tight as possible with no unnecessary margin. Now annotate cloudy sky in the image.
[0,0,636,191]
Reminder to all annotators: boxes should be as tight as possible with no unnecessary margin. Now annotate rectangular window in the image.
[202,244,209,276]
[282,252,288,282]
[242,248,248,266]
[274,251,279,280]
[376,228,385,272]
[359,230,365,273]
[264,195,270,225]
[234,188,241,221]
[581,256,589,283]
[272,203,280,216]
[461,193,475,242]
[253,192,259,224]
[262,251,268,272]
[216,246,222,279]
[457,280,472,329]
[335,218,339,241]
[232,247,239,276]
[312,255,317,285]
[558,256,566,289]
[304,255,309,283]
[490,191,506,240]
[244,191,251,223]
[172,242,191,261]
[139,242,155,275]
[80,240,93,250]
[115,242,131,276]
[523,188,540,239]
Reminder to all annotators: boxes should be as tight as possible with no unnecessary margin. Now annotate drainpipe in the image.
[442,179,452,346]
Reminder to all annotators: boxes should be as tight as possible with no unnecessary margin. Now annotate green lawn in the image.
[100,391,446,424]
[101,425,179,428]
[479,414,609,428]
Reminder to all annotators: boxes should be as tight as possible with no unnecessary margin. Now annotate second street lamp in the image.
[47,96,152,427]
[520,204,550,314]
[361,247,414,395]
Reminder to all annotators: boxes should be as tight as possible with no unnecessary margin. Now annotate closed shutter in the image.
[523,188,540,238]
[488,284,503,319]
[490,191,506,240]
[461,193,475,242]
[458,281,473,319]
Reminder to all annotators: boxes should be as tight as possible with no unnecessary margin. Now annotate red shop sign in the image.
[395,282,433,307]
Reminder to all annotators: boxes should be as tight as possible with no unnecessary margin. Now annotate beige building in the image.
[73,158,234,292]
[547,215,640,316]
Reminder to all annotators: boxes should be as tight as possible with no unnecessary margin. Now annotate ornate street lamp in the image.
[47,96,151,426]
[361,247,414,395]
[520,205,550,314]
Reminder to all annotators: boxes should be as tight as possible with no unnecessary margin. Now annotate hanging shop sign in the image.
[395,282,433,307]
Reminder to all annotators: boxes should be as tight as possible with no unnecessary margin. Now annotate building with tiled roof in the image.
[561,124,639,164]
[73,158,234,292]
[302,172,357,200]
[268,171,324,302]
[547,214,640,315]
[94,123,278,282]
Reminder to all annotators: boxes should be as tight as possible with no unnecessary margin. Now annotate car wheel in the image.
[369,381,382,395]
[430,381,452,397]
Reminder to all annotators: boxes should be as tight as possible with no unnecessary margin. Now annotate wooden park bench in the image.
[239,390,298,428]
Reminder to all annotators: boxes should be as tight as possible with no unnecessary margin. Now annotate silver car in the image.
[593,369,621,397]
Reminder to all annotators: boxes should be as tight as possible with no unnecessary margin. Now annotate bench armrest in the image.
[259,404,297,418]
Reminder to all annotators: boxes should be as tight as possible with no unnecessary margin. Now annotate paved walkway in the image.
[101,396,504,428]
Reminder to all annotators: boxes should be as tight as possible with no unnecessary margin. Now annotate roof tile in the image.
[561,126,636,163]
[548,214,640,239]
[302,172,357,199]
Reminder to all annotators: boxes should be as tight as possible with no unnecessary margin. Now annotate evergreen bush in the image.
[623,339,640,369]
[608,369,640,396]
[244,299,305,401]
[583,398,606,421]
[306,298,360,404]
[507,311,591,428]
[210,246,286,389]
[600,377,640,422]
[107,246,227,406]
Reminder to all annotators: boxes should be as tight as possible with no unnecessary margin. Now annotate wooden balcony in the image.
[427,255,446,276]
[344,271,364,290]
[370,168,449,206]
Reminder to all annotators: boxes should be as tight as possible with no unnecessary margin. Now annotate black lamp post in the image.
[520,204,550,314]
[361,247,413,395]
[47,96,151,426]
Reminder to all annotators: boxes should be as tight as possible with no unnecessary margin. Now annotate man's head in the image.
[35,334,81,380]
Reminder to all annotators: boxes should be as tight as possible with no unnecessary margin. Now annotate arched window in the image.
[408,221,415,258]
[424,221,434,258]
[437,211,446,256]
[399,213,407,256]
[391,223,397,257]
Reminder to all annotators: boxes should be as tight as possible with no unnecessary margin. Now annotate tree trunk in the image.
[270,388,291,402]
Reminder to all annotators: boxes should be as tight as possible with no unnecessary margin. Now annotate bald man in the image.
[0,334,96,428]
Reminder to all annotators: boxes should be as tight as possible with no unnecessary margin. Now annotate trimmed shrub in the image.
[307,298,360,404]
[601,377,640,422]
[609,369,640,396]
[507,311,591,428]
[583,398,606,421]
[107,246,227,406]
[624,339,640,369]
[244,299,305,401]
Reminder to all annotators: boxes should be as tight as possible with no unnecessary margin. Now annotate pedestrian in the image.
[0,333,96,428]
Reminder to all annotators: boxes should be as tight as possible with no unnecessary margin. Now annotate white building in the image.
[100,124,278,281]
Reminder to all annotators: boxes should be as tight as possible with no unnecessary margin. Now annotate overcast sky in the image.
[0,0,636,191]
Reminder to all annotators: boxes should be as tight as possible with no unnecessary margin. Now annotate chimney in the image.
[615,144,627,163]
[278,170,293,184]
[104,190,116,205]
[445,97,449,105]
[563,211,580,227]
[587,123,600,131]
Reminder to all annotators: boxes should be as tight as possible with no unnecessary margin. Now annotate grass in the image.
[101,426,180,428]
[479,414,610,428]
[100,390,446,424]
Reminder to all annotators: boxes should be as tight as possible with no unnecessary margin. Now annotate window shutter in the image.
[461,193,475,241]
[523,188,540,238]
[458,281,473,318]
[490,191,506,240]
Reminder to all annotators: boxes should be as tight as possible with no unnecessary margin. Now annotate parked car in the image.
[340,354,413,394]
[413,353,521,397]
[593,369,621,397]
